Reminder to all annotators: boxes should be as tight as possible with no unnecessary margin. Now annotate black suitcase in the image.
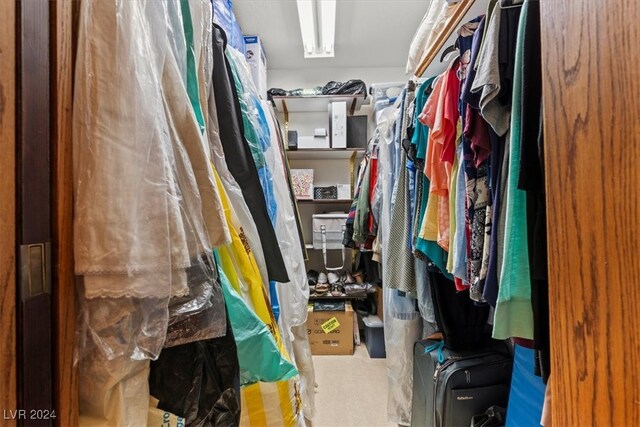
[411,339,513,427]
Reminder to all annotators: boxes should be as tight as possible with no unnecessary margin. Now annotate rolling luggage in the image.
[411,339,513,427]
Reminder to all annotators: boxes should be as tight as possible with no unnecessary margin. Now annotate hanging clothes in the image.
[385,88,419,293]
[210,23,289,283]
[493,2,534,341]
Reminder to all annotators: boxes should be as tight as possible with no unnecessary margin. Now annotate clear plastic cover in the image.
[383,288,422,426]
[375,98,423,426]
[225,47,279,227]
[73,0,230,367]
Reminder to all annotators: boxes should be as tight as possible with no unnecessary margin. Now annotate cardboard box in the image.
[328,101,347,148]
[243,35,267,100]
[337,183,351,199]
[307,303,354,355]
[375,285,384,321]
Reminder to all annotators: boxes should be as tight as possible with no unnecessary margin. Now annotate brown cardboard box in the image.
[307,303,354,355]
[375,285,384,321]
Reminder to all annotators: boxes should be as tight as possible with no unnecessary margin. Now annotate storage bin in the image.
[313,186,338,200]
[363,315,386,358]
[312,213,348,250]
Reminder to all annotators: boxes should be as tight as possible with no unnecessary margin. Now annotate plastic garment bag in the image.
[240,379,305,427]
[74,2,231,425]
[225,48,284,318]
[376,99,423,426]
[262,103,310,331]
[263,104,317,420]
[223,48,315,421]
[209,23,289,283]
[291,324,317,421]
[217,254,299,385]
[74,0,229,360]
[383,289,423,426]
[213,169,291,361]
[149,317,241,427]
[225,48,278,225]
[205,72,270,292]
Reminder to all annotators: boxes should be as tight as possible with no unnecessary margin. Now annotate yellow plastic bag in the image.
[213,169,288,356]
[240,378,304,427]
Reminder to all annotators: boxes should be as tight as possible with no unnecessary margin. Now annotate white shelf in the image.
[297,199,353,204]
[286,148,365,160]
[272,94,368,113]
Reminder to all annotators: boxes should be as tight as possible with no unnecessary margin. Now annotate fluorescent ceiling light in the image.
[296,0,336,58]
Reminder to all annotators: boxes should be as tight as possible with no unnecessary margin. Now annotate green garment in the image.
[225,52,267,169]
[215,251,299,385]
[180,0,205,132]
[353,158,372,244]
[411,77,437,160]
[493,1,534,340]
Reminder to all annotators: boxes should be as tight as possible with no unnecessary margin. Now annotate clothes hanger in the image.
[440,44,459,62]
[498,0,523,9]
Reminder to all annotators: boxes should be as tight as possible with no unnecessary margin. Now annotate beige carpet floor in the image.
[309,344,396,427]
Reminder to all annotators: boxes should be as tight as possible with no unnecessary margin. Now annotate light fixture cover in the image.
[296,0,336,58]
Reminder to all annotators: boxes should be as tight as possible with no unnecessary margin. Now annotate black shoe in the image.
[307,269,319,286]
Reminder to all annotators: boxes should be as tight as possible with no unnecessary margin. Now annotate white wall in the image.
[271,66,406,269]
[267,66,408,90]
[270,66,407,144]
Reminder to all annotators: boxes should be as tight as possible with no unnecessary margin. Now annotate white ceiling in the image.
[232,0,431,70]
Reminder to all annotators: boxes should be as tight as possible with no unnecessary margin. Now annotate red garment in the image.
[454,277,469,292]
[439,62,461,165]
[368,156,378,234]
[464,104,491,167]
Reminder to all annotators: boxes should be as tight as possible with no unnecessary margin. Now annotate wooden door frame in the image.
[0,1,18,425]
[51,0,78,425]
[0,1,77,425]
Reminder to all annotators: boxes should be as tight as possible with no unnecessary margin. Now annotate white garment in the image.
[73,0,230,300]
[406,0,458,76]
[406,0,445,74]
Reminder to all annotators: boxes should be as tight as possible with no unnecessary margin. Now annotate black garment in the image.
[516,0,549,384]
[150,318,241,426]
[355,251,381,285]
[496,6,523,109]
[210,24,289,283]
[427,263,490,350]
[164,256,226,348]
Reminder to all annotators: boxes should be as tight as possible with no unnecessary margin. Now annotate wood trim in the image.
[51,0,78,425]
[0,0,17,424]
[18,0,54,418]
[414,0,476,77]
[541,0,640,425]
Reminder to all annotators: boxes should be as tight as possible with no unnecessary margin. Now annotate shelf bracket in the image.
[283,99,289,147]
[349,98,357,116]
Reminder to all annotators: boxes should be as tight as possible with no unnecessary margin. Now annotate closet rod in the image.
[413,0,476,77]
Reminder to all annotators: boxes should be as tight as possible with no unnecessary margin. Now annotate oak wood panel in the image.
[0,1,17,424]
[540,1,640,425]
[51,0,78,425]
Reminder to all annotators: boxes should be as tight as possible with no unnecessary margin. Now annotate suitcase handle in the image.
[424,340,446,363]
